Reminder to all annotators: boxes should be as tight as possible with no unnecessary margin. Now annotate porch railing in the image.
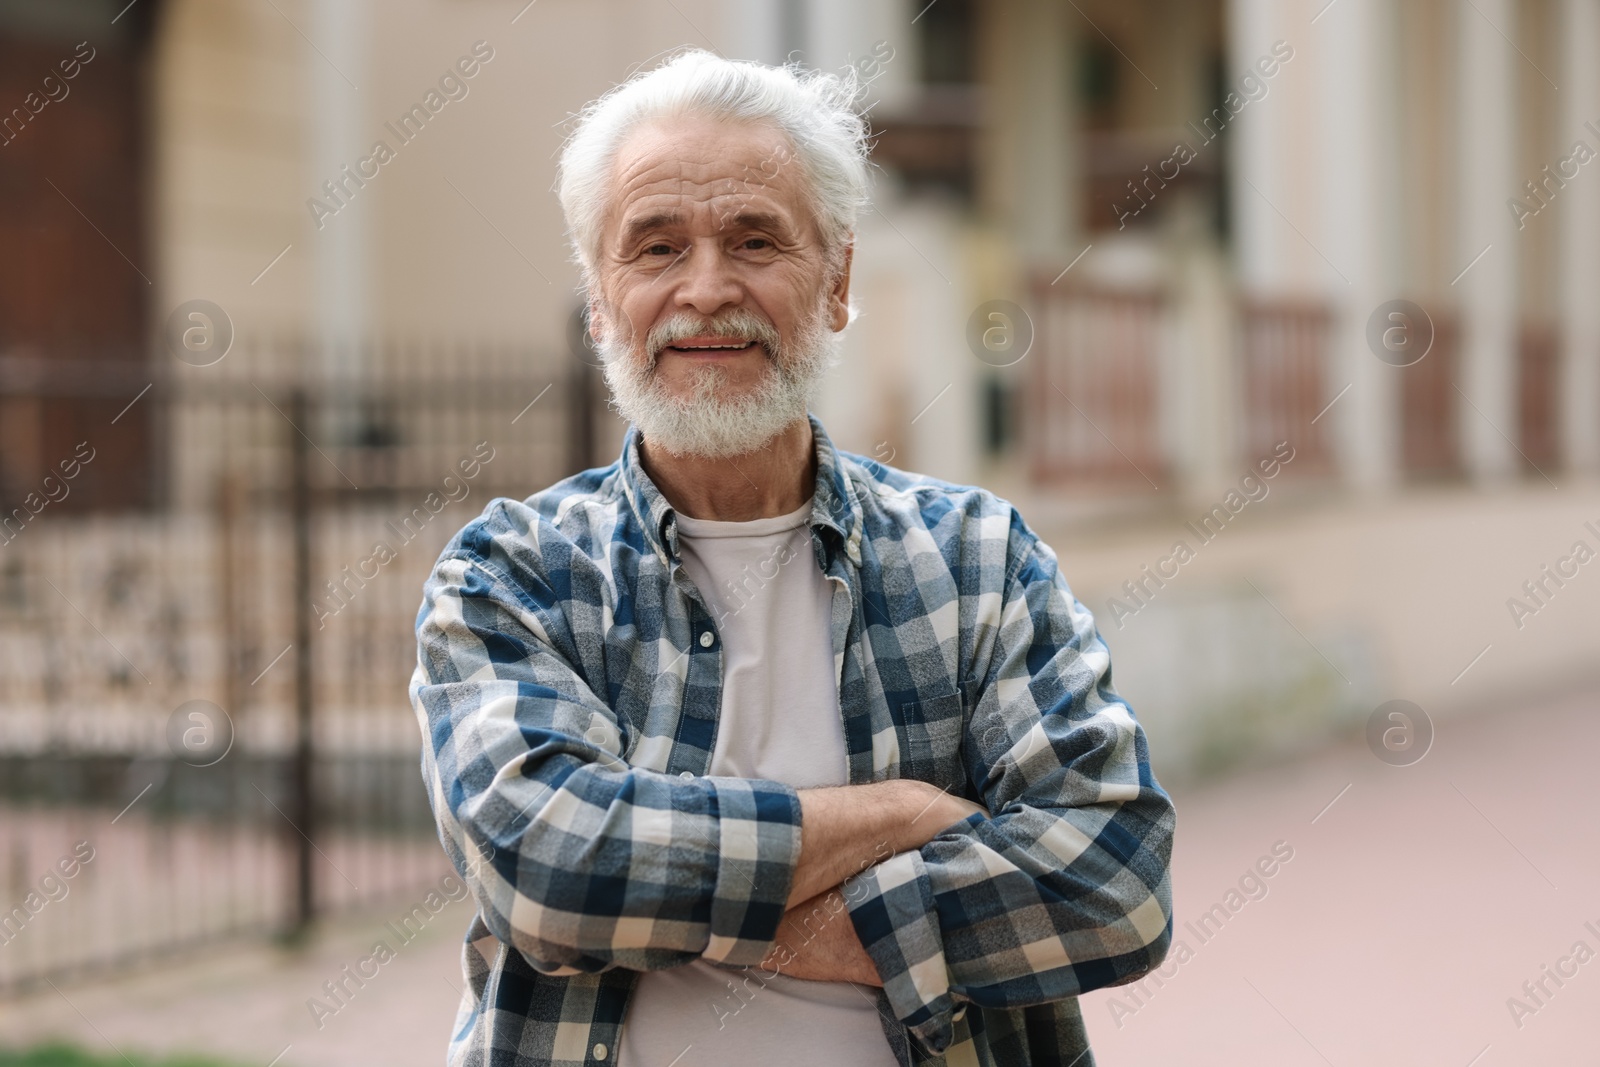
[1235,297,1335,476]
[1027,280,1165,487]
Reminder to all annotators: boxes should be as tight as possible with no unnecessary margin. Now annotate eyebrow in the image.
[723,210,794,238]
[617,211,683,251]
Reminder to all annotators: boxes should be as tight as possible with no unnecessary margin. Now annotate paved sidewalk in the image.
[1082,683,1599,1066]
[0,890,469,1067]
[2,683,1594,1066]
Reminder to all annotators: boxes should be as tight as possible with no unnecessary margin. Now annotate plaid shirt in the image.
[410,413,1175,1067]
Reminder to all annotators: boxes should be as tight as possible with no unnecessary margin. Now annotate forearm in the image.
[789,780,983,906]
[757,888,882,986]
[844,797,1174,1059]
[425,733,804,971]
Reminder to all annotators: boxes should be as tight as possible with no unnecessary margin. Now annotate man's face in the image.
[587,112,852,459]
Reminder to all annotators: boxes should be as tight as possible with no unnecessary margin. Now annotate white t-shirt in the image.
[618,500,899,1067]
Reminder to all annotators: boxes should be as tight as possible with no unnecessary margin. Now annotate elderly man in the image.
[411,49,1174,1067]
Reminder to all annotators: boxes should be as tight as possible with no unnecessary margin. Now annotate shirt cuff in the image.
[701,776,803,966]
[845,847,956,1054]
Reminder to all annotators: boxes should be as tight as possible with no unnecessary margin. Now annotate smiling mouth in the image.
[662,340,760,355]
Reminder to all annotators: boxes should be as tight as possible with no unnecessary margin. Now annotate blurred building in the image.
[4,0,1593,511]
[3,0,1599,994]
[6,0,1597,765]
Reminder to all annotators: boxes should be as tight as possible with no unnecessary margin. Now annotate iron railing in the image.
[0,335,612,991]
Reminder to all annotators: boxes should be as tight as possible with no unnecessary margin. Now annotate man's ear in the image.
[586,297,608,346]
[828,240,854,332]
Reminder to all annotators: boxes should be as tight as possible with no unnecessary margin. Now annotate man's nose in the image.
[670,239,742,316]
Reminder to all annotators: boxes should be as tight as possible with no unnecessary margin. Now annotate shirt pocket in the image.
[896,689,967,791]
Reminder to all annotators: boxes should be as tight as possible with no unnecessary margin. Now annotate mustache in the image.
[644,309,783,361]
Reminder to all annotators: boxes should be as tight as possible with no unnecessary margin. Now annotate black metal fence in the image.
[0,335,610,992]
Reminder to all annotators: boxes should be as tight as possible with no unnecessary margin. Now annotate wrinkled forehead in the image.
[602,114,818,243]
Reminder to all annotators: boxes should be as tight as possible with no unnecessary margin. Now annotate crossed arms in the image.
[410,506,1175,1054]
[767,781,989,987]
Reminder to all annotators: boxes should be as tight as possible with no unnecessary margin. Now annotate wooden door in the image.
[0,1,159,513]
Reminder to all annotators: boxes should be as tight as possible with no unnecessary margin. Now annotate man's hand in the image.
[788,780,986,906]
[758,888,882,986]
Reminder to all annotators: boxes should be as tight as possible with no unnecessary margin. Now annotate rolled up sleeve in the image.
[846,517,1176,1055]
[411,518,802,975]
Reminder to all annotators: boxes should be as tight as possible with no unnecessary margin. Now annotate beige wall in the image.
[152,0,974,478]
[156,0,808,356]
[155,0,310,339]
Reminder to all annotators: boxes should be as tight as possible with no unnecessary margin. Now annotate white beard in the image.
[593,291,841,460]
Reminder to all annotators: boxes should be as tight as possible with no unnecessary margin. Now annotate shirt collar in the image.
[618,411,862,569]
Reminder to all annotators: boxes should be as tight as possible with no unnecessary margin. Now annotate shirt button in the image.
[593,1043,609,1060]
[698,631,714,648]
[679,770,694,779]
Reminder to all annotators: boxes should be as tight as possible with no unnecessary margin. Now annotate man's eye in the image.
[742,238,771,250]
[645,243,675,256]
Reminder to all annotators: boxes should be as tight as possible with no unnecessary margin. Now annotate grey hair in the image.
[556,48,873,293]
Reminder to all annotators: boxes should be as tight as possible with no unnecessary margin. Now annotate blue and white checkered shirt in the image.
[410,413,1175,1066]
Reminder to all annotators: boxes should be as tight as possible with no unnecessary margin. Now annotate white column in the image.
[1215,0,1300,500]
[805,0,917,112]
[1019,0,1075,262]
[1560,0,1600,477]
[1320,0,1401,492]
[310,0,369,378]
[723,0,786,64]
[1227,0,1292,293]
[1455,0,1520,482]
[1167,201,1238,509]
[984,0,1076,264]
